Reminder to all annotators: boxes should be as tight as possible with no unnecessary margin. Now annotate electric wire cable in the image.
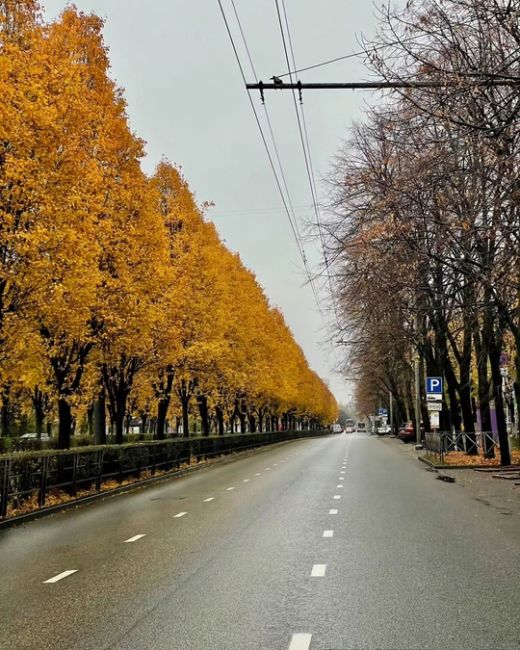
[275,0,341,327]
[274,33,444,79]
[229,0,305,246]
[216,0,323,312]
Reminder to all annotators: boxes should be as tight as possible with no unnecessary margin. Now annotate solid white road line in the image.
[329,509,338,514]
[173,511,187,518]
[44,570,78,584]
[123,534,146,543]
[203,497,215,502]
[323,530,334,538]
[311,564,327,577]
[333,495,341,500]
[226,487,235,491]
[288,633,312,650]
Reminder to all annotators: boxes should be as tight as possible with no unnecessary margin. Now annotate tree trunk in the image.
[114,414,124,445]
[474,329,493,457]
[1,384,10,437]
[458,319,477,453]
[140,412,148,436]
[514,345,520,436]
[197,395,210,436]
[87,404,94,437]
[35,404,44,438]
[156,398,169,440]
[182,398,190,438]
[489,339,511,466]
[215,406,225,435]
[155,367,174,440]
[58,398,72,449]
[93,390,106,445]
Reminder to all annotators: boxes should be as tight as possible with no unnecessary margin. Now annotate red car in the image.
[398,421,424,443]
[398,421,415,443]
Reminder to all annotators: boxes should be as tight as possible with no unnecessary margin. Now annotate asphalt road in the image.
[1,432,519,650]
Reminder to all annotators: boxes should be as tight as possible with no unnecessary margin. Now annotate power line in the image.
[216,0,322,312]
[275,0,341,328]
[274,33,442,79]
[229,0,308,257]
[229,0,305,246]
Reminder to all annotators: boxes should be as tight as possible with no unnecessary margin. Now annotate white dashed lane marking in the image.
[311,564,327,577]
[333,495,341,500]
[226,487,235,491]
[255,473,262,476]
[288,633,312,650]
[123,534,146,543]
[243,479,250,483]
[43,570,78,584]
[329,509,338,514]
[323,530,334,538]
[339,477,345,481]
[173,512,187,518]
[337,485,343,488]
[203,497,215,502]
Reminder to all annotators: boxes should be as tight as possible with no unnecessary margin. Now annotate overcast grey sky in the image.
[43,0,395,404]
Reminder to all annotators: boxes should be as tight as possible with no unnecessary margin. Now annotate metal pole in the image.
[415,356,422,447]
[389,390,393,436]
[247,80,520,91]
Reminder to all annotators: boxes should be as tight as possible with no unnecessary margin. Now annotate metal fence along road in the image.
[0,430,327,521]
[424,430,500,464]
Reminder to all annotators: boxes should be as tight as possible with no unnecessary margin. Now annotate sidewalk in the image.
[381,436,520,520]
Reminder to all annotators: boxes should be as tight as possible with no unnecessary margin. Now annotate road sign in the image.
[378,408,388,416]
[427,402,442,411]
[426,377,443,394]
[430,412,440,428]
[426,393,442,402]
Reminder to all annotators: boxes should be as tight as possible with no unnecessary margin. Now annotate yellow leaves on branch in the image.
[0,1,337,430]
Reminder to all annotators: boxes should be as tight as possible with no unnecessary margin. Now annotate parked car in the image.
[356,422,366,432]
[20,432,50,440]
[377,424,391,435]
[397,421,425,443]
[397,422,413,442]
[331,423,343,434]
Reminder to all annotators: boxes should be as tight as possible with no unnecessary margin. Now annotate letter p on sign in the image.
[426,377,443,394]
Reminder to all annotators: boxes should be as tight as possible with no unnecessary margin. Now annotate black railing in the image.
[424,430,500,464]
[0,430,327,520]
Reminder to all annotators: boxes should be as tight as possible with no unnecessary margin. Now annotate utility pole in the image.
[414,356,422,449]
[389,389,393,436]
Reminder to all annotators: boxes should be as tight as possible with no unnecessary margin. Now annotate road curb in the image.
[417,455,508,471]
[0,437,312,529]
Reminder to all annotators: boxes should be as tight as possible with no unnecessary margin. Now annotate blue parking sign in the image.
[426,377,443,394]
